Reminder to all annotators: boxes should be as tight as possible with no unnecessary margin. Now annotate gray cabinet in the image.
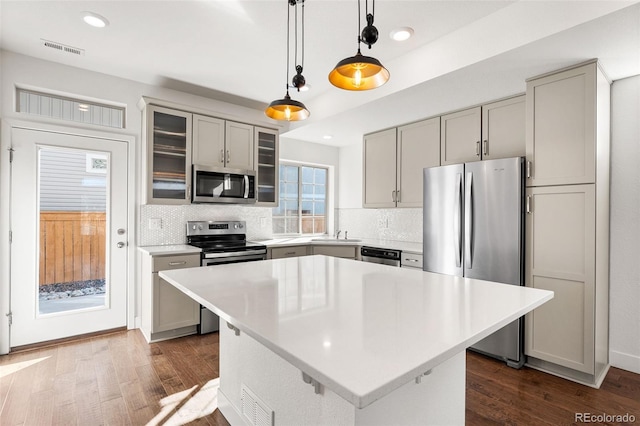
[311,245,358,260]
[524,60,610,387]
[525,63,599,186]
[225,121,254,170]
[192,116,254,171]
[140,252,201,342]
[269,245,309,259]
[363,117,440,208]
[441,97,525,166]
[255,127,279,206]
[481,95,525,160]
[144,105,192,204]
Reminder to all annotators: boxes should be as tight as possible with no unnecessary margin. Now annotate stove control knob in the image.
[234,224,239,229]
[198,225,203,230]
[239,224,243,228]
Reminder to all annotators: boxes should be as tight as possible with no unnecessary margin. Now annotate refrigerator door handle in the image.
[465,172,473,269]
[454,173,463,267]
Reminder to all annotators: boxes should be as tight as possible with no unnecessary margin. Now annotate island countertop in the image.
[160,255,552,409]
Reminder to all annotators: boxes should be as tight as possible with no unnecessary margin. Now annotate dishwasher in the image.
[360,246,401,267]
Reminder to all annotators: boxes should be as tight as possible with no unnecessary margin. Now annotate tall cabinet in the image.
[524,60,610,386]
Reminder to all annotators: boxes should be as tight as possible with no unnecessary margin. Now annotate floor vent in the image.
[241,385,274,426]
[42,39,85,56]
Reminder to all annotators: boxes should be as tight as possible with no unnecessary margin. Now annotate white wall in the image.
[280,137,340,235]
[609,75,640,373]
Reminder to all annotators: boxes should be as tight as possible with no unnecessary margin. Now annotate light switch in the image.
[149,218,162,230]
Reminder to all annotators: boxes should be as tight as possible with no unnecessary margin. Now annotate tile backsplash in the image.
[337,208,422,243]
[138,205,422,246]
[139,204,274,246]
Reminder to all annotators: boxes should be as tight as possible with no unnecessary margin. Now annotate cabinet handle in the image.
[526,195,532,214]
[392,190,396,202]
[169,261,187,266]
[404,258,419,263]
[226,150,230,163]
[476,141,480,157]
[396,190,400,202]
[482,140,488,156]
[220,149,224,163]
[285,251,296,256]
[526,161,532,179]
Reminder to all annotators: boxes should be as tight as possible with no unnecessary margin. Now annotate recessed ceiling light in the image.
[390,27,414,41]
[82,12,109,28]
[323,135,333,140]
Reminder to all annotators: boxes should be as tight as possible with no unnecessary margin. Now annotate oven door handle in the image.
[243,175,249,199]
[203,249,267,259]
[203,253,267,265]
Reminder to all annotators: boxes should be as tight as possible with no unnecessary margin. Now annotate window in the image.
[273,163,327,235]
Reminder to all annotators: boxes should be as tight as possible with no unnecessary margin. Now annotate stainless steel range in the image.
[187,220,267,333]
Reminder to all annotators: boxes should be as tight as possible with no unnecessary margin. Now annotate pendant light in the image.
[328,0,389,91]
[265,0,310,121]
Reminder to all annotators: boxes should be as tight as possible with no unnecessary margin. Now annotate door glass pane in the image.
[38,148,108,315]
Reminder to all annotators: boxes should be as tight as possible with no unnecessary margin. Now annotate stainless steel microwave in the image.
[192,165,256,203]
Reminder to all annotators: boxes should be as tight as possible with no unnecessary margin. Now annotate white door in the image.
[10,127,129,347]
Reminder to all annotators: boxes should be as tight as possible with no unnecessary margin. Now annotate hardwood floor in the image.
[1,329,639,425]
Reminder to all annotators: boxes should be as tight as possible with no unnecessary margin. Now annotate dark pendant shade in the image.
[265,92,310,121]
[328,50,389,91]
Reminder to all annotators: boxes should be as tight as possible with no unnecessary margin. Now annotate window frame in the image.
[273,161,330,236]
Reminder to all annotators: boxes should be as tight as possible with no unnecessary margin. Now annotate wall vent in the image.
[42,39,85,56]
[241,385,274,426]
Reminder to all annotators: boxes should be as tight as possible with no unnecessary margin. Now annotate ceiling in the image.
[1,1,639,147]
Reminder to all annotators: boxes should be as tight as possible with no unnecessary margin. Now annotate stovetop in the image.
[188,239,266,253]
[186,220,266,254]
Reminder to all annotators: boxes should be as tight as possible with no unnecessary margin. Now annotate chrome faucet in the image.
[336,230,342,239]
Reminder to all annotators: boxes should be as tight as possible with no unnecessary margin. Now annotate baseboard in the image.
[218,388,246,426]
[610,350,640,374]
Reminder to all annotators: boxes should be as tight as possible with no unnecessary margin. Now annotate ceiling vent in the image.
[41,39,85,56]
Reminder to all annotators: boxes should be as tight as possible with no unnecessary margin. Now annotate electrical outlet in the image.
[149,218,162,230]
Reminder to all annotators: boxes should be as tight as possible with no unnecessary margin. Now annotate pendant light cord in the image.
[357,0,361,50]
[285,1,290,91]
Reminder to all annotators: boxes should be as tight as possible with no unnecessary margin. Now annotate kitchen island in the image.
[160,255,553,425]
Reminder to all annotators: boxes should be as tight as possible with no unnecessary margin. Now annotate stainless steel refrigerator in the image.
[423,156,525,367]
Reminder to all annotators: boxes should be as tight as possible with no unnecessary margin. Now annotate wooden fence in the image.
[39,211,106,286]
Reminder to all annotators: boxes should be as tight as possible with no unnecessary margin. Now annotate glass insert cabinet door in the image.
[147,105,192,204]
[255,127,279,206]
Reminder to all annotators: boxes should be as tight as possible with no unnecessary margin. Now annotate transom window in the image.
[273,163,327,235]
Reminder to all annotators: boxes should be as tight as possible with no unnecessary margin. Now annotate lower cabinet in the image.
[311,245,358,260]
[269,245,309,259]
[401,252,423,270]
[525,184,609,384]
[140,252,201,342]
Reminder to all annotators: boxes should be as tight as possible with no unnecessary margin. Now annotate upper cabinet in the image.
[145,105,193,204]
[440,106,481,165]
[192,114,225,167]
[441,97,525,166]
[397,118,440,207]
[192,116,254,171]
[141,99,277,205]
[363,117,440,208]
[526,62,600,187]
[482,96,525,160]
[225,121,254,171]
[255,127,279,206]
[363,128,397,208]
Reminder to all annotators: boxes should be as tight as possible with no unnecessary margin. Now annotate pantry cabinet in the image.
[363,117,440,208]
[144,105,192,204]
[140,252,201,342]
[524,60,610,387]
[525,62,600,186]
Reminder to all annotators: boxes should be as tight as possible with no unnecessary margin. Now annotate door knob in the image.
[117,242,126,248]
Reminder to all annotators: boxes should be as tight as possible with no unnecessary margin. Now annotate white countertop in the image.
[258,237,423,254]
[160,255,552,408]
[137,244,202,256]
